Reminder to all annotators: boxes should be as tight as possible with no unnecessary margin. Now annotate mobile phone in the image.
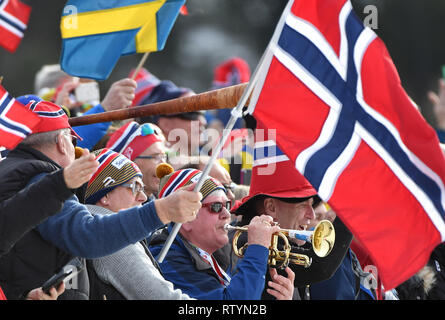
[75,82,100,104]
[41,259,83,294]
[41,269,73,294]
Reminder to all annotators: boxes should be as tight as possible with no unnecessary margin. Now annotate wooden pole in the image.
[130,52,150,81]
[69,82,249,127]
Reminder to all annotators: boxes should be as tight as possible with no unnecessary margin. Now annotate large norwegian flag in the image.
[247,0,445,289]
[0,85,41,149]
[0,0,31,53]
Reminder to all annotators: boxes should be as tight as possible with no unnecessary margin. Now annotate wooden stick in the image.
[69,83,249,127]
[130,52,150,81]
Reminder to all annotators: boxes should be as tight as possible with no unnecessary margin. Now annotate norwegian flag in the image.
[248,0,445,289]
[0,85,41,149]
[0,0,31,53]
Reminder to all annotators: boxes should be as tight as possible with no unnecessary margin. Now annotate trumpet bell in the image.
[312,220,335,257]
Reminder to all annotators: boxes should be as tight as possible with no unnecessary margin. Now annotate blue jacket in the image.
[36,194,164,259]
[74,104,111,150]
[310,249,375,300]
[149,228,269,300]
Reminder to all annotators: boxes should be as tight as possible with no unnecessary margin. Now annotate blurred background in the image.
[0,0,444,125]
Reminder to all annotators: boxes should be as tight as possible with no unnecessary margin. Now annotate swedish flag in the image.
[60,0,185,80]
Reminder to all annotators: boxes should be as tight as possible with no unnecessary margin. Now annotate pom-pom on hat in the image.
[156,163,226,201]
[106,121,162,161]
[25,99,82,140]
[85,148,142,205]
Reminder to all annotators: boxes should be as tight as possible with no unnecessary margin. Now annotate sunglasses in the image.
[201,201,232,214]
[121,180,145,197]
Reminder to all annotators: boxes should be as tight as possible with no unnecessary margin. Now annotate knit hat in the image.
[105,121,162,161]
[85,148,142,205]
[25,99,82,140]
[211,57,251,90]
[156,163,226,201]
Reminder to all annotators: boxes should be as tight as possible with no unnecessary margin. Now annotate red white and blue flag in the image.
[248,0,445,289]
[0,85,41,149]
[0,0,31,53]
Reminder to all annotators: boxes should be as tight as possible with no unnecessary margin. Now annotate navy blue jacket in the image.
[149,227,269,300]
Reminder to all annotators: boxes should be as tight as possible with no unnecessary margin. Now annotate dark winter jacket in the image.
[0,166,73,257]
[0,144,165,299]
[149,225,269,300]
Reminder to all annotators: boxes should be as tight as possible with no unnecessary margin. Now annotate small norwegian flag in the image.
[0,85,40,149]
[0,0,31,53]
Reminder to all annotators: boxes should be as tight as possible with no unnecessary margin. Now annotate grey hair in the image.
[20,128,69,149]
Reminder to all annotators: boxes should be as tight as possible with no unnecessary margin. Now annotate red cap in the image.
[27,100,82,140]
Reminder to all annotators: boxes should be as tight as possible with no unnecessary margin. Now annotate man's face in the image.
[159,116,207,155]
[268,197,315,246]
[133,141,167,197]
[59,129,76,167]
[183,190,231,254]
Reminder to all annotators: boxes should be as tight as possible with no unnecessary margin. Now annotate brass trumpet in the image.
[224,220,335,269]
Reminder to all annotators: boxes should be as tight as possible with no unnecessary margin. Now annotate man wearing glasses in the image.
[149,168,295,300]
[106,121,168,200]
[0,101,202,300]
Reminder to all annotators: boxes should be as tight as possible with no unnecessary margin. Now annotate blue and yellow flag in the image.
[60,0,185,80]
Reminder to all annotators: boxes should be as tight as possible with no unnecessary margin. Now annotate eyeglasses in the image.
[222,182,236,192]
[201,201,232,214]
[121,180,146,197]
[136,153,167,162]
[69,134,78,147]
[56,132,77,147]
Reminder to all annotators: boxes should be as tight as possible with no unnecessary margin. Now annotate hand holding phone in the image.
[41,269,73,294]
[41,259,83,294]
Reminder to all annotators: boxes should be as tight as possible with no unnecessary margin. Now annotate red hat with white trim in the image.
[26,99,82,140]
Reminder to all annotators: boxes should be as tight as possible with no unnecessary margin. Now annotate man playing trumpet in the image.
[231,149,352,300]
[149,165,295,300]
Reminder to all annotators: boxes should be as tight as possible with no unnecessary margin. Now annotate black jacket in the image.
[0,144,82,299]
[0,163,73,257]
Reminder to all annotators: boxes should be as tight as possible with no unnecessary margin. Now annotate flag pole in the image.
[156,78,258,262]
[156,0,294,263]
[131,52,150,81]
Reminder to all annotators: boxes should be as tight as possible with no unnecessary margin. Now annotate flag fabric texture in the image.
[247,0,445,290]
[0,0,31,53]
[129,68,161,106]
[0,85,41,149]
[60,0,185,80]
